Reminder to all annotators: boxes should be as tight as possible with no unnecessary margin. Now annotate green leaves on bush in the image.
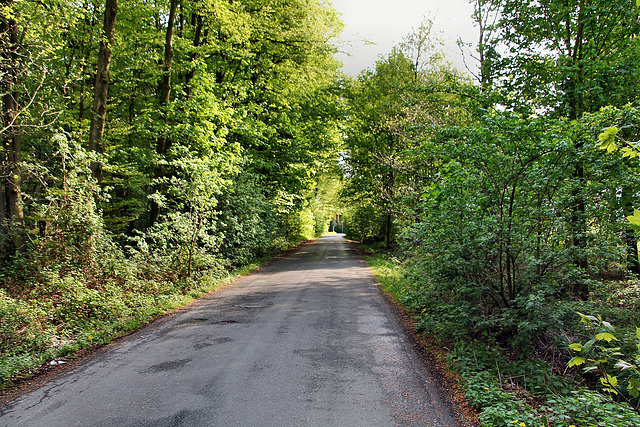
[569,312,640,400]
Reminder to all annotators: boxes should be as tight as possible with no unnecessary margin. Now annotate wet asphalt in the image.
[0,234,459,426]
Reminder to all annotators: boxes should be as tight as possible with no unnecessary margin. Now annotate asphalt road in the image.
[0,234,460,427]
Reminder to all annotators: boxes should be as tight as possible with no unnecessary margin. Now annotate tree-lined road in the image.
[1,235,459,426]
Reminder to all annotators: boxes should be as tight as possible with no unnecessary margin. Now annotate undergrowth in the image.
[364,248,640,427]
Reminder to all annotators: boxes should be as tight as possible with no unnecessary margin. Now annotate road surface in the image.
[0,235,460,426]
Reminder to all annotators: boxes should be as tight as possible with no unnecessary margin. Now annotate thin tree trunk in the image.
[187,210,202,278]
[89,0,118,182]
[385,211,392,249]
[77,0,95,121]
[566,6,588,299]
[1,97,24,252]
[0,180,6,246]
[184,12,204,98]
[158,0,179,116]
[1,0,24,252]
[148,0,180,228]
[570,162,588,299]
[626,227,639,275]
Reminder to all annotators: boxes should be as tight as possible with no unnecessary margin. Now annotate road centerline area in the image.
[0,235,460,427]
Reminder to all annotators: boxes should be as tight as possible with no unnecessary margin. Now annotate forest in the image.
[2,0,640,425]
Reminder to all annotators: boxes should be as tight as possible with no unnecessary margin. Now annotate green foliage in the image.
[598,126,622,153]
[454,350,640,426]
[463,370,538,426]
[402,106,640,332]
[0,0,345,386]
[343,203,385,244]
[542,390,640,427]
[215,172,276,266]
[569,313,640,403]
[341,41,472,247]
[487,0,640,118]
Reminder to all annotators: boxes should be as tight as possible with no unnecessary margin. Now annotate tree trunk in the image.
[626,227,639,275]
[566,5,588,299]
[0,181,6,249]
[1,0,25,253]
[473,0,497,93]
[184,12,204,98]
[89,0,118,182]
[385,212,392,250]
[147,0,180,228]
[570,162,588,299]
[158,0,179,116]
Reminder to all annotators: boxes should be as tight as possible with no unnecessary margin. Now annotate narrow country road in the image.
[0,235,460,427]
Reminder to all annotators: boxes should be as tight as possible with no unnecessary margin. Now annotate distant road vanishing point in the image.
[0,234,461,427]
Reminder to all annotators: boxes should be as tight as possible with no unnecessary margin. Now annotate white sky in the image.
[329,0,479,77]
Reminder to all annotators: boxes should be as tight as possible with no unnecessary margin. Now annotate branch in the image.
[0,70,46,135]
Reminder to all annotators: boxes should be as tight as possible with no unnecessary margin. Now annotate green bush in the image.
[344,203,385,243]
[543,390,640,427]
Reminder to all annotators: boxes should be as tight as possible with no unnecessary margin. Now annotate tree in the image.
[342,51,415,247]
[492,0,640,117]
[88,0,118,182]
[147,0,180,228]
[342,39,471,247]
[461,0,500,92]
[0,0,24,253]
[484,0,640,295]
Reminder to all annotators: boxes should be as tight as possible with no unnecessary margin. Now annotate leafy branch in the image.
[597,126,640,229]
[568,312,640,404]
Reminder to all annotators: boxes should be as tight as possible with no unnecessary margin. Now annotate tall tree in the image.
[89,0,118,182]
[0,0,24,252]
[147,0,180,228]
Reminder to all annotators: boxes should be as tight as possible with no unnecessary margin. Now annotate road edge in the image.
[0,239,318,405]
[344,238,481,427]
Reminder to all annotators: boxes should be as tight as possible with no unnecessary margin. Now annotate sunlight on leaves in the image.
[595,332,617,342]
[597,126,619,152]
[568,356,586,367]
[627,210,640,232]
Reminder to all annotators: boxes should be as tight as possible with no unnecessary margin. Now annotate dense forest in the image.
[2,0,640,425]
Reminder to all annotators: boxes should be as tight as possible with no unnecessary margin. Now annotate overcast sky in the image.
[329,0,478,77]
